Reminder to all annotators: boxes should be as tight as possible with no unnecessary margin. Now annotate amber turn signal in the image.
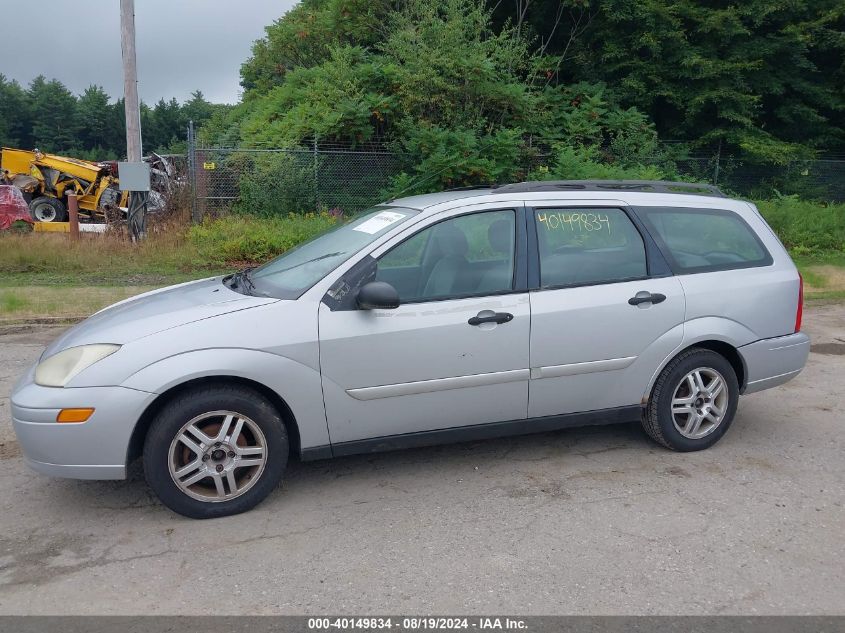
[56,408,95,424]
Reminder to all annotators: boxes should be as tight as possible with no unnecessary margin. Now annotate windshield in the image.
[247,206,417,299]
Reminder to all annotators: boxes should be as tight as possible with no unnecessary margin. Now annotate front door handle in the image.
[628,292,667,306]
[468,311,514,326]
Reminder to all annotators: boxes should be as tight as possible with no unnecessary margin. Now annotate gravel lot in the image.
[0,306,843,615]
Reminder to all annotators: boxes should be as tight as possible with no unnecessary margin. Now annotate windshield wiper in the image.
[223,266,267,297]
[239,267,260,295]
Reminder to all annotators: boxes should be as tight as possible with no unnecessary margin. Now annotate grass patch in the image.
[805,291,845,303]
[0,286,158,322]
[0,212,339,286]
[0,270,209,288]
[0,290,29,313]
[794,253,845,300]
[188,212,339,265]
[0,212,342,320]
[0,229,212,286]
[799,266,828,288]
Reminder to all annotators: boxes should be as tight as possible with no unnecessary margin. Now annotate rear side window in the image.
[637,207,771,273]
[534,208,647,287]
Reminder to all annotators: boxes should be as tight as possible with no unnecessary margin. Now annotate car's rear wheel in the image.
[29,196,67,222]
[143,385,288,518]
[643,348,739,451]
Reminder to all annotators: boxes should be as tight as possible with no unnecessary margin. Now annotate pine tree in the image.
[28,76,80,153]
[0,75,32,147]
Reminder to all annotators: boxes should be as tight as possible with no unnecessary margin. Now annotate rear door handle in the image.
[468,311,513,326]
[628,292,667,306]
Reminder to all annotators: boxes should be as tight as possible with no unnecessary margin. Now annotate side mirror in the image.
[357,281,400,310]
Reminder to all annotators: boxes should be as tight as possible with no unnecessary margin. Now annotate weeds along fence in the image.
[186,133,845,222]
[186,135,402,221]
[665,151,845,203]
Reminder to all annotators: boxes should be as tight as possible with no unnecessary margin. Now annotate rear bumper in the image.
[11,379,154,480]
[739,332,810,394]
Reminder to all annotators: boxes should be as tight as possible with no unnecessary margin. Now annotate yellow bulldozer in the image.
[0,147,128,222]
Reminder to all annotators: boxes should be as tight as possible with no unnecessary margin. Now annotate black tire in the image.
[28,196,67,222]
[143,384,288,519]
[643,348,739,451]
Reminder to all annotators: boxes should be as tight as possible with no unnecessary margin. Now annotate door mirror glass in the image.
[357,281,400,310]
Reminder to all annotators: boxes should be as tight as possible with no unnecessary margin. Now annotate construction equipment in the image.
[0,148,128,223]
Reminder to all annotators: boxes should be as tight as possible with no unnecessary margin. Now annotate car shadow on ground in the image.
[31,420,651,519]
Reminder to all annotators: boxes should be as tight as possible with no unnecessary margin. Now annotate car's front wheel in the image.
[643,348,739,451]
[143,384,288,518]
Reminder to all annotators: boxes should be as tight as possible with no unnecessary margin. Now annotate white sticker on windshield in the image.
[352,211,407,235]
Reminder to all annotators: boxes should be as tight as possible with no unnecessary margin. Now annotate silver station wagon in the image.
[11,180,810,518]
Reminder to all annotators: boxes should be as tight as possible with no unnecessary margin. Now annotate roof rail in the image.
[443,184,498,192]
[493,180,726,197]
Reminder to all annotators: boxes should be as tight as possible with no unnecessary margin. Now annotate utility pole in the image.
[120,0,147,240]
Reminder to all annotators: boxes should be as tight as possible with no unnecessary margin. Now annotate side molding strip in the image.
[530,356,636,380]
[347,368,530,401]
[347,357,636,401]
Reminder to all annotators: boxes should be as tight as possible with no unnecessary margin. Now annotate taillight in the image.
[795,273,804,333]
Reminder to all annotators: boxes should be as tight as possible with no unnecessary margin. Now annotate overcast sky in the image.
[0,0,299,104]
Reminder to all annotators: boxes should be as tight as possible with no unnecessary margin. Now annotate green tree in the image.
[492,0,845,159]
[76,85,113,151]
[236,0,539,147]
[241,0,395,94]
[181,90,216,125]
[223,0,669,193]
[106,97,127,157]
[382,0,536,131]
[28,76,79,152]
[240,45,394,146]
[1,75,226,157]
[149,98,183,150]
[0,75,32,147]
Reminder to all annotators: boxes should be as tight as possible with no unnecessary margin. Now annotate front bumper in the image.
[739,332,810,394]
[11,377,155,480]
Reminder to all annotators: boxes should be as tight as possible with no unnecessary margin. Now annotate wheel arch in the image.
[645,339,747,403]
[126,375,302,466]
[691,340,746,391]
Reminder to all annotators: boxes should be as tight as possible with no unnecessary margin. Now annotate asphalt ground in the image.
[0,306,842,614]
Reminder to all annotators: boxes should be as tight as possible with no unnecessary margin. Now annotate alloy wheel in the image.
[670,368,729,440]
[167,410,267,502]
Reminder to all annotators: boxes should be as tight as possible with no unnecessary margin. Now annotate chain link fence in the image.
[667,153,845,202]
[186,125,845,221]
[187,125,402,221]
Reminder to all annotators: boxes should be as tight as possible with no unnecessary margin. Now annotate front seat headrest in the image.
[487,219,512,253]
[434,224,469,258]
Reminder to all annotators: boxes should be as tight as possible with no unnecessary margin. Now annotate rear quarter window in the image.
[636,207,772,273]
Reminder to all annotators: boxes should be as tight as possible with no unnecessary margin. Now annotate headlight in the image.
[35,344,121,387]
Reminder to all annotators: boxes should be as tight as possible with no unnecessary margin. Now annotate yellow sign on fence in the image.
[203,162,216,170]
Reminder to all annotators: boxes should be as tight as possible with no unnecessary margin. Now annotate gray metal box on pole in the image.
[117,162,151,191]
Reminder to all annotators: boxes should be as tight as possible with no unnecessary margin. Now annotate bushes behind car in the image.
[188,212,339,266]
[756,197,845,255]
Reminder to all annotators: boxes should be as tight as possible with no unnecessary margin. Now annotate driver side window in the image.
[376,210,516,303]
